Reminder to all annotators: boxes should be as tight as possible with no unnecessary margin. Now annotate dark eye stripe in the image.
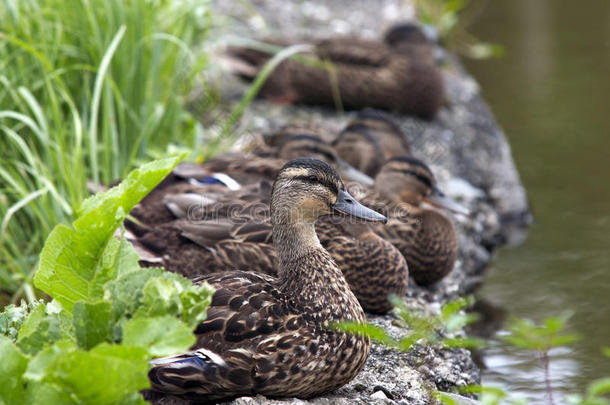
[294,175,339,195]
[387,168,433,188]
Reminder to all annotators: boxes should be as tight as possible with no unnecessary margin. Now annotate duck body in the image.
[147,158,386,402]
[373,203,458,286]
[228,26,445,119]
[318,221,409,314]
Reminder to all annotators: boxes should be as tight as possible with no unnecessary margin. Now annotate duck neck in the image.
[271,219,365,323]
[272,221,322,265]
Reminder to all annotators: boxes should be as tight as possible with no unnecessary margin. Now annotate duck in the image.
[226,23,445,119]
[145,158,386,402]
[363,155,467,285]
[332,108,412,177]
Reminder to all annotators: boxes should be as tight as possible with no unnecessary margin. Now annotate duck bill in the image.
[425,185,470,216]
[332,189,387,223]
[335,158,375,186]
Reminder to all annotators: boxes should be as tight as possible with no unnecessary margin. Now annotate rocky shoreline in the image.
[170,1,531,404]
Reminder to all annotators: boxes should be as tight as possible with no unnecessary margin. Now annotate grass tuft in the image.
[0,0,213,301]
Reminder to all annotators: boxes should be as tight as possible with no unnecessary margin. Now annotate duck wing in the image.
[148,271,306,400]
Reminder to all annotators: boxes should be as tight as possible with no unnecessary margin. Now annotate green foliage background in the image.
[0,156,214,404]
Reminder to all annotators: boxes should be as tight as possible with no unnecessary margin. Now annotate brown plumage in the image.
[129,181,408,314]
[227,24,445,119]
[363,155,461,285]
[332,109,412,177]
[128,126,371,229]
[146,158,386,402]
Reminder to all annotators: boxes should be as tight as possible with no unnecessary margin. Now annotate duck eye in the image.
[307,175,318,182]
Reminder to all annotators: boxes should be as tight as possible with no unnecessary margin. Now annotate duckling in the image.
[227,24,445,119]
[332,109,412,177]
[146,158,386,402]
[366,155,467,285]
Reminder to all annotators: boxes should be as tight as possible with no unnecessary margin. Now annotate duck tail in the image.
[148,348,229,395]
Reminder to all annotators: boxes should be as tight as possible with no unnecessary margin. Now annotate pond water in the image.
[463,0,610,402]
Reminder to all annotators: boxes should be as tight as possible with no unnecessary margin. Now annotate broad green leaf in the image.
[16,303,61,355]
[46,343,150,405]
[73,301,114,350]
[34,156,183,312]
[78,156,185,220]
[123,316,195,357]
[24,339,77,382]
[90,237,140,300]
[25,381,79,405]
[106,267,213,326]
[0,336,29,404]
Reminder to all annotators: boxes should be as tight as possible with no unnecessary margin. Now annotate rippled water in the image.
[463,0,610,402]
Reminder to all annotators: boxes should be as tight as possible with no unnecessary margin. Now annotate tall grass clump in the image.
[0,0,213,302]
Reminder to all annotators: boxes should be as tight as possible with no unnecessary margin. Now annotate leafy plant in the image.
[502,312,580,405]
[0,0,212,301]
[0,156,215,404]
[440,312,605,405]
[334,295,484,352]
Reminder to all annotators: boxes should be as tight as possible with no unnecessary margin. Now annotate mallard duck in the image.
[364,155,468,285]
[146,158,386,402]
[227,24,445,119]
[332,109,412,177]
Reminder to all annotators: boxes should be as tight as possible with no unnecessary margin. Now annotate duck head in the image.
[384,22,446,65]
[333,109,411,177]
[374,155,469,215]
[271,158,387,224]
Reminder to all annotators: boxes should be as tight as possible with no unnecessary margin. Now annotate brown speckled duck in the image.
[364,155,468,285]
[227,23,445,119]
[146,158,386,402]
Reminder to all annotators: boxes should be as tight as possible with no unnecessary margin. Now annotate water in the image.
[462,0,610,402]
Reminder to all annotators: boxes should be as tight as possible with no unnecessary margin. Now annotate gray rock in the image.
[148,0,532,404]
